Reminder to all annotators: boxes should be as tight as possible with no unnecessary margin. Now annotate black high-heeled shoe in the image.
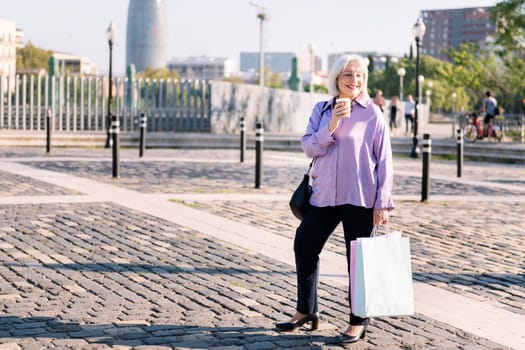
[338,325,367,344]
[275,312,320,331]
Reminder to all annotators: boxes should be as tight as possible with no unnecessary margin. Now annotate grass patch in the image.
[169,198,205,209]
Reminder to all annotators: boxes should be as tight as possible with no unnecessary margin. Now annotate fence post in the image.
[457,128,463,178]
[255,121,263,188]
[421,133,431,202]
[240,116,246,163]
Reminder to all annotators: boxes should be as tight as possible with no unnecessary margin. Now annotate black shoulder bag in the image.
[289,160,314,220]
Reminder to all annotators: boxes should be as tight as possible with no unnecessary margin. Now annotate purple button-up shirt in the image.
[301,94,394,210]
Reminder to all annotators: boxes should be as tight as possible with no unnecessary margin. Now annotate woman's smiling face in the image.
[337,60,364,100]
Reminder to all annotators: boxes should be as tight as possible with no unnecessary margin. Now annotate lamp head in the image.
[250,1,267,20]
[106,21,116,44]
[412,17,426,42]
[397,67,406,77]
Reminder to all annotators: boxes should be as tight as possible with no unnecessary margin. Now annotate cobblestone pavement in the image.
[1,147,523,349]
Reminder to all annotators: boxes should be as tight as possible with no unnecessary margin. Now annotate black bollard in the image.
[240,117,246,163]
[255,121,263,188]
[421,133,431,202]
[111,114,120,178]
[46,108,52,153]
[457,128,463,178]
[139,113,147,158]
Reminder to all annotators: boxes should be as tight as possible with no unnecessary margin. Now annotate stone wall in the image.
[209,80,428,134]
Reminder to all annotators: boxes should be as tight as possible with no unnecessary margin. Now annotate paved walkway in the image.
[0,146,524,350]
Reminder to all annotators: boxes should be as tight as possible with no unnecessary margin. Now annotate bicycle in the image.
[463,113,503,143]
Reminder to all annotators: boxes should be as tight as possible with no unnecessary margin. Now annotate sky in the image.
[2,0,498,75]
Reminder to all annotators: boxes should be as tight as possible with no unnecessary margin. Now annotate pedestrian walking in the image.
[404,95,415,135]
[373,89,385,113]
[275,54,394,345]
[389,96,400,134]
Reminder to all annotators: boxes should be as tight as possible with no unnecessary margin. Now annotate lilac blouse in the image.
[301,94,394,210]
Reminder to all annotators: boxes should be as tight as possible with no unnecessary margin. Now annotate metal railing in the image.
[0,75,212,133]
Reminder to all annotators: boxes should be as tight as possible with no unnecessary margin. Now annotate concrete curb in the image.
[1,130,525,163]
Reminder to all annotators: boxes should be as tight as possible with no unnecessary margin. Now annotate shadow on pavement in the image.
[4,262,296,276]
[0,316,339,348]
[413,272,525,286]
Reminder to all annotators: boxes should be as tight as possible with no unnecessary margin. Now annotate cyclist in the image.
[480,90,498,134]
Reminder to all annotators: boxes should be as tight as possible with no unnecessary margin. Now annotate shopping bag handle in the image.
[371,224,404,238]
[371,225,384,237]
[370,224,392,238]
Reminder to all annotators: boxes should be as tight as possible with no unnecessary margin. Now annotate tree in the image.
[443,43,488,101]
[137,67,180,80]
[222,76,244,84]
[492,0,525,56]
[492,0,525,112]
[16,42,52,71]
[267,71,283,89]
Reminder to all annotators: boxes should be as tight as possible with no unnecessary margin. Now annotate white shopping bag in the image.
[352,231,414,317]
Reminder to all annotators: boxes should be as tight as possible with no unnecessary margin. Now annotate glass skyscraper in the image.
[126,0,168,72]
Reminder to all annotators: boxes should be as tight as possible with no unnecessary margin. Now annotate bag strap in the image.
[305,160,314,175]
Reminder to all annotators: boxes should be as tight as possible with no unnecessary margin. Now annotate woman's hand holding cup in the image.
[335,97,351,118]
[329,97,351,134]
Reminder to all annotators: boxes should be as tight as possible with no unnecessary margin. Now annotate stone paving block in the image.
[0,171,78,196]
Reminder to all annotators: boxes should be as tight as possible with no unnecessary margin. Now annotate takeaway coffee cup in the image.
[335,97,351,117]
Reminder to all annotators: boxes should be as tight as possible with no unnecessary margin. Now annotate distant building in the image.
[240,51,322,86]
[327,52,402,72]
[52,52,98,76]
[0,18,23,96]
[126,0,168,72]
[240,52,296,74]
[0,19,22,78]
[420,6,496,61]
[295,53,322,74]
[168,56,235,80]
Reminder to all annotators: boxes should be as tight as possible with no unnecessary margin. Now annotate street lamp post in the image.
[105,22,115,149]
[250,1,267,123]
[418,75,425,108]
[410,17,426,159]
[397,67,406,102]
[106,21,119,178]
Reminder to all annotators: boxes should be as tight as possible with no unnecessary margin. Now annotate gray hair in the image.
[327,54,369,97]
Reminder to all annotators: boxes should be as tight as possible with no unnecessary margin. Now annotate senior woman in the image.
[275,55,394,344]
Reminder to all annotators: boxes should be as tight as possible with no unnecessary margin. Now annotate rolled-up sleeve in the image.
[301,101,334,158]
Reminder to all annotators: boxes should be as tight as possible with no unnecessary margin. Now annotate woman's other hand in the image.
[373,209,389,225]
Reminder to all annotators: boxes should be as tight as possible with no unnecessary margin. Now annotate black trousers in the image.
[294,204,373,326]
